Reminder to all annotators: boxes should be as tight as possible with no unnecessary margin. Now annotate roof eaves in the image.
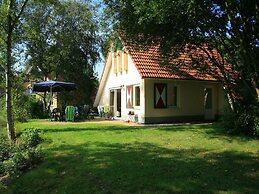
[93,50,112,107]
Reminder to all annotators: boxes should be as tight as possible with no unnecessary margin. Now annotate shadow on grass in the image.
[40,123,214,133]
[10,141,259,194]
[157,123,257,142]
[200,123,258,142]
[40,124,141,133]
[38,123,257,146]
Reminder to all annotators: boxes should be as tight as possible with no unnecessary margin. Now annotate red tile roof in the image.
[124,43,227,81]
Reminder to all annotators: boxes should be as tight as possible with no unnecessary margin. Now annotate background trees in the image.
[24,0,100,106]
[0,0,101,140]
[104,0,259,135]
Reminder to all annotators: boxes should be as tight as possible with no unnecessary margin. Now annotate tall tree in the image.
[24,0,100,107]
[0,0,29,141]
[104,0,259,135]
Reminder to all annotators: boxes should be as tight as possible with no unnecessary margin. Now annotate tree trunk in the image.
[5,0,15,141]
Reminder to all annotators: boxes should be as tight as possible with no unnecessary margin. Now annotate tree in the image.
[24,0,100,108]
[104,0,259,135]
[0,0,30,141]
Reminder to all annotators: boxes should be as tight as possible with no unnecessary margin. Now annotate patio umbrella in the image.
[31,80,77,114]
[32,80,77,93]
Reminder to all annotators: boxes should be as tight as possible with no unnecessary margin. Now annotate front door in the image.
[116,89,121,117]
[109,89,122,117]
[204,87,214,120]
[110,91,114,116]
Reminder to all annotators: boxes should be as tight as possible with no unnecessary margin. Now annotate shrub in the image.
[29,98,45,119]
[0,129,43,178]
[0,135,12,176]
[0,135,12,162]
[221,105,259,136]
[20,128,43,148]
[3,147,42,177]
[13,95,46,121]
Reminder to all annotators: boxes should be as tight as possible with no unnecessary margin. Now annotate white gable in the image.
[94,49,142,107]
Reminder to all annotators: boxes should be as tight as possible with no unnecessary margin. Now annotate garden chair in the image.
[65,106,75,122]
[50,108,61,121]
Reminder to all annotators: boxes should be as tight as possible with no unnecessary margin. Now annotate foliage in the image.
[0,74,45,124]
[0,0,101,140]
[0,0,31,141]
[0,135,11,176]
[24,0,100,106]
[11,75,31,122]
[0,68,3,84]
[221,106,259,136]
[235,107,259,136]
[3,146,42,178]
[104,0,259,135]
[0,128,42,178]
[28,98,45,119]
[20,128,43,148]
[0,105,6,130]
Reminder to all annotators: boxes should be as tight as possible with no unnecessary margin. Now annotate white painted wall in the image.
[98,50,144,122]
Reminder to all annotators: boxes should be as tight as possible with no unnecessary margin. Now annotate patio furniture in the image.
[31,80,77,121]
[50,108,61,121]
[65,106,75,121]
[103,105,111,119]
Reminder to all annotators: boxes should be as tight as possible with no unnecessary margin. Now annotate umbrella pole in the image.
[49,86,53,120]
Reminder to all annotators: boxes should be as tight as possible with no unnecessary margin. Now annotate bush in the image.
[20,128,43,148]
[0,135,12,176]
[0,129,43,178]
[29,98,45,119]
[3,147,42,177]
[14,95,46,121]
[221,106,259,136]
[0,135,12,162]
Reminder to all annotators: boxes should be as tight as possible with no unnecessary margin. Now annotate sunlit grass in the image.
[1,120,258,194]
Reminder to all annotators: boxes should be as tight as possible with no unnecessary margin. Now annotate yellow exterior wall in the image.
[144,78,225,120]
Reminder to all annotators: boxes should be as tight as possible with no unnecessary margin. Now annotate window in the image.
[134,86,140,106]
[168,84,179,107]
[154,83,167,108]
[204,88,212,109]
[126,85,133,108]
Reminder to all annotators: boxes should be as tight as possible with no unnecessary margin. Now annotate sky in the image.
[95,57,105,79]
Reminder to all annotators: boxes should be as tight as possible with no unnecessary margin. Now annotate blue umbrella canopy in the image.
[32,80,77,92]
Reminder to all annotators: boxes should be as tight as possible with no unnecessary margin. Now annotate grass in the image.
[0,120,258,194]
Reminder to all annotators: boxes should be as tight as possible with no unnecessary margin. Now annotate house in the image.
[22,65,59,110]
[94,41,226,124]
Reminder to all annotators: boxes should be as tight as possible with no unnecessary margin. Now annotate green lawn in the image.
[1,120,258,194]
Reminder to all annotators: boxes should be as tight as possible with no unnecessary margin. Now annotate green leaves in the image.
[24,0,100,105]
[104,0,259,135]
